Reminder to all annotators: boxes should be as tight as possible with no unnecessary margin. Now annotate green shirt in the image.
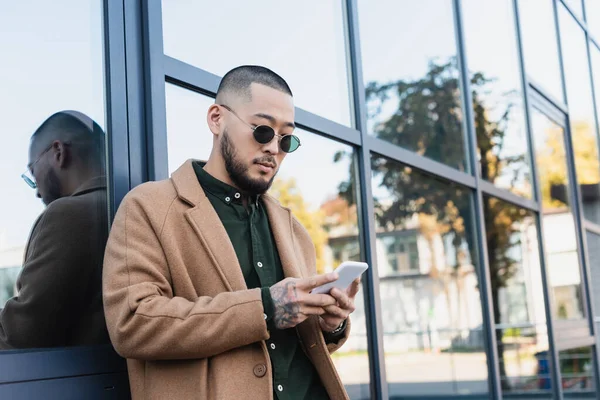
[193,162,329,400]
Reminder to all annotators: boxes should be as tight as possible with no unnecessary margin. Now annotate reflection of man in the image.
[103,66,359,399]
[0,111,109,349]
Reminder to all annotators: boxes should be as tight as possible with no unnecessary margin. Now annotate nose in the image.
[263,135,280,155]
[36,190,41,199]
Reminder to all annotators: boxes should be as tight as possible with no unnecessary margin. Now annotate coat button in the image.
[253,364,267,377]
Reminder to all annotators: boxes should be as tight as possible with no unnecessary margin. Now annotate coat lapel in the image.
[262,195,304,279]
[171,160,247,292]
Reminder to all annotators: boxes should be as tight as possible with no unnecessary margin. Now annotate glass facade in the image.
[2,0,600,398]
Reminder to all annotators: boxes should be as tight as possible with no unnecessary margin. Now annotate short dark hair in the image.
[216,65,292,102]
[31,110,105,170]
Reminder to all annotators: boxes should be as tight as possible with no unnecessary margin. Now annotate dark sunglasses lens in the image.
[281,135,300,153]
[253,126,275,144]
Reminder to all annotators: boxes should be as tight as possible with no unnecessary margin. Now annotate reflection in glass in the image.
[518,0,564,102]
[371,156,488,397]
[358,0,467,171]
[531,108,584,320]
[560,347,596,396]
[586,0,600,40]
[563,0,584,19]
[586,232,600,351]
[161,1,352,126]
[463,0,532,197]
[0,1,108,349]
[166,84,371,399]
[559,6,600,225]
[483,197,551,395]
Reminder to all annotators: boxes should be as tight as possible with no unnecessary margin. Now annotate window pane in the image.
[560,346,596,396]
[586,231,600,350]
[559,5,600,225]
[165,84,371,399]
[518,0,564,102]
[483,197,552,396]
[358,0,468,171]
[0,1,109,349]
[463,0,532,198]
[531,108,584,320]
[585,0,600,40]
[371,156,488,397]
[161,1,352,127]
[564,0,584,18]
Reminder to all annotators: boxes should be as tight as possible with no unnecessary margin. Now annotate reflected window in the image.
[518,0,564,102]
[0,1,109,349]
[483,196,552,395]
[586,0,600,41]
[165,83,371,399]
[463,0,532,198]
[531,107,584,320]
[586,231,600,351]
[162,1,352,126]
[559,5,600,225]
[560,346,596,396]
[371,155,488,397]
[358,0,468,171]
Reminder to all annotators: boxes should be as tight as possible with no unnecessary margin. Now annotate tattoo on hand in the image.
[270,281,300,329]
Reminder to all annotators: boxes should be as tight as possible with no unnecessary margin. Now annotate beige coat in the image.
[103,160,350,399]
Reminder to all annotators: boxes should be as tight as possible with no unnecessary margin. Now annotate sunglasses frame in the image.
[219,104,301,153]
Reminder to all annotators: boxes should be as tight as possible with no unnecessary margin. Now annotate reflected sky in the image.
[0,1,104,252]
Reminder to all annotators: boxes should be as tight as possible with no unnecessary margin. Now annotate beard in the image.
[221,129,276,195]
[41,167,62,206]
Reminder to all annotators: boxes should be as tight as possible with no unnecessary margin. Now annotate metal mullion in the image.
[454,1,501,398]
[141,0,168,181]
[367,136,476,189]
[560,0,588,31]
[479,180,540,212]
[346,0,388,398]
[527,77,569,115]
[163,56,362,146]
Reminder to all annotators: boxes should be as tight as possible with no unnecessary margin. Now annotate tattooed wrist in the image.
[270,280,300,329]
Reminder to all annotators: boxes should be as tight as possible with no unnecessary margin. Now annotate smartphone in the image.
[311,261,368,294]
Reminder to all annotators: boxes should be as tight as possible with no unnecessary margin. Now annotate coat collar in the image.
[171,160,303,291]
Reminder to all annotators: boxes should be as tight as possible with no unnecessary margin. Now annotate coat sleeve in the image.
[0,200,100,349]
[102,190,270,361]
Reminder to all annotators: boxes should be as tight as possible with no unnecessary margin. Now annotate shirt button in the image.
[225,196,230,202]
[263,313,267,320]
[257,262,263,268]
[234,192,241,199]
[277,385,283,392]
[270,343,276,350]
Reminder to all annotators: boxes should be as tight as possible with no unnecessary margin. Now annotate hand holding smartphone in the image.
[311,261,368,295]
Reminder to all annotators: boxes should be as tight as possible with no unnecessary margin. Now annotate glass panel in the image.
[585,0,600,40]
[586,232,600,352]
[161,1,352,127]
[564,0,584,19]
[531,107,585,320]
[483,197,552,396]
[518,0,564,102]
[358,0,468,171]
[462,0,532,198]
[371,155,488,397]
[165,84,371,399]
[559,5,600,225]
[0,1,109,349]
[560,346,596,397]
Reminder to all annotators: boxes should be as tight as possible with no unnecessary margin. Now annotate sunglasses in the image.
[21,143,54,189]
[219,104,301,153]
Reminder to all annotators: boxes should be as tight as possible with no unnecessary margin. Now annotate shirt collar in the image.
[192,161,259,206]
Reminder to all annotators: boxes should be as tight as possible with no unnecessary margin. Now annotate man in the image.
[103,66,360,399]
[0,110,109,348]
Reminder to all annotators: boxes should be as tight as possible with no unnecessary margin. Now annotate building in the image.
[1,0,600,399]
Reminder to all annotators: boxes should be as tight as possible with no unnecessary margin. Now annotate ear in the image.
[52,141,69,168]
[207,104,223,137]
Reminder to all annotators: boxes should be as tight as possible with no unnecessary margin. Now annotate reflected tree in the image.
[336,59,530,389]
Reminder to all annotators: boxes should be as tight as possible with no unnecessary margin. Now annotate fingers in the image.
[299,306,326,317]
[330,288,353,310]
[323,305,349,319]
[347,278,361,298]
[298,272,338,290]
[303,293,337,307]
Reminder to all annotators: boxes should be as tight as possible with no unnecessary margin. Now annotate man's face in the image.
[219,83,295,195]
[28,141,62,206]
